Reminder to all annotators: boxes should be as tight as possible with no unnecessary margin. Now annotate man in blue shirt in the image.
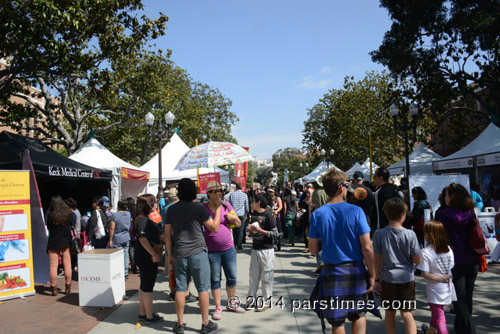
[229,182,249,250]
[309,169,377,334]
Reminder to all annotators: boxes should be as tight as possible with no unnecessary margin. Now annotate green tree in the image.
[371,0,499,128]
[254,167,273,187]
[272,147,305,188]
[303,72,411,170]
[0,0,168,153]
[91,49,238,165]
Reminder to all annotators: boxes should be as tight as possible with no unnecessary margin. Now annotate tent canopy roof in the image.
[0,131,112,180]
[388,143,442,175]
[302,161,342,183]
[440,122,500,160]
[347,158,378,180]
[69,137,148,180]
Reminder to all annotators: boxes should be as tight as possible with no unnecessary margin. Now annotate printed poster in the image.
[0,171,35,300]
[198,173,221,194]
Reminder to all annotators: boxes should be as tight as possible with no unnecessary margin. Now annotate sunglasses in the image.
[341,183,350,188]
[208,189,223,194]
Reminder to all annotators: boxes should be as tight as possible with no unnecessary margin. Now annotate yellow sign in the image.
[0,171,35,300]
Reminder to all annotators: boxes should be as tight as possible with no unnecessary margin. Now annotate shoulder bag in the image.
[470,217,490,255]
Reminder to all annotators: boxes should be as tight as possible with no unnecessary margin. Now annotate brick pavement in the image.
[0,269,141,334]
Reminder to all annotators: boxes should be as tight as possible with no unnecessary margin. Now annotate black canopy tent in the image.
[0,131,112,213]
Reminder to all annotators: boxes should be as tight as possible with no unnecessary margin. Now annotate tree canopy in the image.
[302,71,415,170]
[0,0,238,162]
[371,0,500,126]
[271,147,308,188]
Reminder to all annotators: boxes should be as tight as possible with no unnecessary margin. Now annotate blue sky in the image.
[141,1,392,159]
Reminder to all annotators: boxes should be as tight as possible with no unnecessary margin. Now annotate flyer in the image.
[0,171,35,300]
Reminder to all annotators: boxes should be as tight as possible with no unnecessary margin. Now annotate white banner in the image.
[476,152,500,167]
[408,175,470,212]
[433,157,473,171]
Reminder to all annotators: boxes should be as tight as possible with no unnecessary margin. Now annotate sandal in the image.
[302,248,309,253]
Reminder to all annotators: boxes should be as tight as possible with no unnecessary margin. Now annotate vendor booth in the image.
[141,133,229,193]
[388,143,443,176]
[0,132,112,213]
[347,158,379,181]
[302,161,342,184]
[69,136,149,210]
[433,122,500,201]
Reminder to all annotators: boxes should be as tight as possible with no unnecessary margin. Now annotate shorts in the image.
[136,260,158,293]
[381,280,416,311]
[327,311,365,327]
[174,251,210,293]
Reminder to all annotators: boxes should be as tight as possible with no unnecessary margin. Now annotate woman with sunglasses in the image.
[203,181,244,321]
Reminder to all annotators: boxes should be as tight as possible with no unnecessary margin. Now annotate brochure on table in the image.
[0,171,35,301]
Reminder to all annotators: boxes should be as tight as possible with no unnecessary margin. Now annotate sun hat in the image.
[316,172,327,187]
[167,188,178,200]
[206,180,222,192]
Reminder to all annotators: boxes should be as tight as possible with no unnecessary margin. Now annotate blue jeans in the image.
[208,247,237,290]
[174,251,211,292]
[233,216,247,248]
[112,241,130,277]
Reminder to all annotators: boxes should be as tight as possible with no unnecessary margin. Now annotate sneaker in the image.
[226,300,245,314]
[212,306,222,320]
[145,313,163,324]
[139,312,159,319]
[185,293,198,303]
[201,320,218,334]
[421,324,429,334]
[173,322,186,334]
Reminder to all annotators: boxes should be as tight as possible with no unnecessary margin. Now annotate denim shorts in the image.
[208,246,237,290]
[174,251,210,292]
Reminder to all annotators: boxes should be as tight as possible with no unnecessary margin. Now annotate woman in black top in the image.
[46,195,72,296]
[86,197,109,249]
[133,197,163,323]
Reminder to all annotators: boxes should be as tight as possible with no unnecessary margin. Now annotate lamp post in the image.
[145,111,176,198]
[389,102,418,192]
[321,148,335,169]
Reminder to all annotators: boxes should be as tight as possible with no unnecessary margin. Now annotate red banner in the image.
[233,147,249,192]
[198,173,221,194]
[121,167,149,181]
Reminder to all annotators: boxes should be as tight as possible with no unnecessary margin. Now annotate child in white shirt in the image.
[417,220,456,334]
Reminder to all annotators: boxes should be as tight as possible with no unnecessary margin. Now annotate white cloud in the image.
[320,65,334,75]
[299,78,332,89]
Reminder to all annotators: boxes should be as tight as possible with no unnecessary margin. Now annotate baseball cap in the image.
[353,171,364,180]
[101,196,110,207]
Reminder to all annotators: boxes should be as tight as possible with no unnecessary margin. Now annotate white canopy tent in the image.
[388,143,443,176]
[433,122,500,171]
[141,133,230,194]
[69,137,150,210]
[302,161,342,183]
[345,162,361,178]
[347,158,379,181]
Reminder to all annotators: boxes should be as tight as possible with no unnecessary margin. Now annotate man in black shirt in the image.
[370,168,402,234]
[350,171,373,226]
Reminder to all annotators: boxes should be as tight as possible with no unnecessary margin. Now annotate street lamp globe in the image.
[320,149,326,156]
[165,111,175,125]
[299,162,303,168]
[330,149,335,156]
[389,103,399,117]
[409,103,418,117]
[145,112,155,126]
[306,163,309,168]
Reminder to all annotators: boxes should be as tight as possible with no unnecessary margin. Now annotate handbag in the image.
[94,210,106,240]
[70,229,81,255]
[478,254,488,273]
[469,217,490,255]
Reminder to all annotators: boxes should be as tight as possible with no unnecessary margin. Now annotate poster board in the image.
[408,175,470,212]
[0,171,35,301]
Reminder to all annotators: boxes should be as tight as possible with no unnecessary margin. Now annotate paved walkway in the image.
[1,243,500,333]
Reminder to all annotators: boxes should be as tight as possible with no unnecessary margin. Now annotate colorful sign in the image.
[0,171,35,300]
[198,173,221,194]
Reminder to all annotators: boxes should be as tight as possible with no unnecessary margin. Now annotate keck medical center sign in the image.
[48,166,103,178]
[0,171,35,301]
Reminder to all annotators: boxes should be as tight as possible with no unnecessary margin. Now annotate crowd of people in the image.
[44,167,494,334]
